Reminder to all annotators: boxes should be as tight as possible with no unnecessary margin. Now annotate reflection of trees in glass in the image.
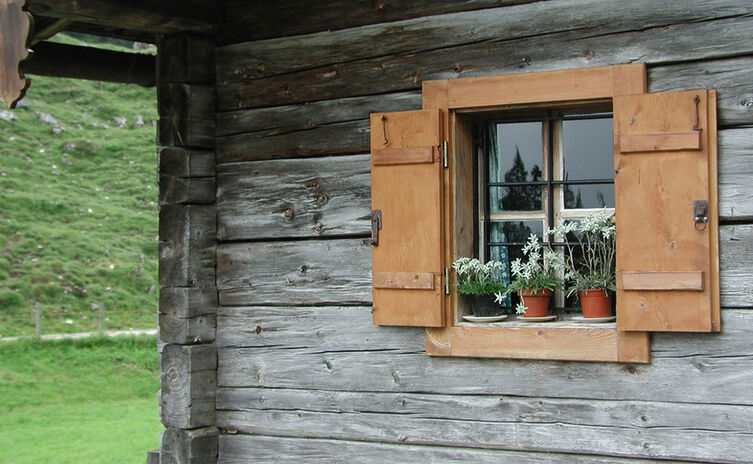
[501,221,534,244]
[499,147,542,211]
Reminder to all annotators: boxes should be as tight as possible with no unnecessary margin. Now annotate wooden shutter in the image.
[370,109,445,327]
[614,90,720,332]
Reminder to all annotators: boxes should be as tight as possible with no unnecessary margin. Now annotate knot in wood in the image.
[254,325,263,334]
[283,207,294,219]
[740,96,753,107]
[313,222,323,233]
[583,50,595,60]
[316,194,329,205]
[166,366,179,382]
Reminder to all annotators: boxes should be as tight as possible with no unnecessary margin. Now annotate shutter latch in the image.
[370,210,382,246]
[693,200,708,231]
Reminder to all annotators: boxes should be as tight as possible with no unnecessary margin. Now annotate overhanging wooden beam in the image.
[21,42,156,86]
[26,0,219,35]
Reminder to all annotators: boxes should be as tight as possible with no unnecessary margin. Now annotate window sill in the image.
[426,322,650,363]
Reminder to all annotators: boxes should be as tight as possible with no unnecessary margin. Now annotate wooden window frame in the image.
[422,64,653,362]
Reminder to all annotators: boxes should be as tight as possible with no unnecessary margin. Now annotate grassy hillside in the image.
[0,37,159,337]
[0,335,162,463]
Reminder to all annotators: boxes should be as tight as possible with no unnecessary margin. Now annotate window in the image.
[369,64,720,362]
[475,110,615,314]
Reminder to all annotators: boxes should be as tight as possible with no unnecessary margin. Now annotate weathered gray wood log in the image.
[648,57,753,128]
[160,148,216,178]
[216,225,751,307]
[216,92,420,162]
[26,0,219,35]
[718,129,753,221]
[158,35,214,85]
[216,58,753,164]
[220,0,536,43]
[160,287,217,344]
[218,15,753,109]
[217,311,753,405]
[216,389,753,462]
[160,426,219,464]
[215,129,753,243]
[22,42,155,86]
[219,434,729,464]
[159,175,215,205]
[158,84,215,149]
[161,344,217,429]
[216,306,753,357]
[216,238,372,306]
[159,205,216,287]
[146,449,159,464]
[218,0,753,82]
[217,155,370,240]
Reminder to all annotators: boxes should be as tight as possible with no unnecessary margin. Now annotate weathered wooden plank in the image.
[159,175,215,205]
[160,287,217,345]
[717,129,753,221]
[216,92,420,163]
[216,306,418,349]
[219,434,724,464]
[159,205,216,287]
[215,59,753,164]
[160,344,216,429]
[160,426,219,464]
[719,225,753,307]
[220,0,535,44]
[217,309,753,404]
[218,0,753,82]
[216,238,372,306]
[145,449,159,464]
[214,224,749,308]
[23,42,155,86]
[157,35,214,85]
[158,84,215,149]
[217,155,370,240]
[216,389,753,462]
[216,307,753,358]
[648,57,753,128]
[217,387,753,433]
[26,0,219,35]
[160,148,216,178]
[218,15,753,110]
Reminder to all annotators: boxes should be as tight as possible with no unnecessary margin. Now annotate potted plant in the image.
[550,210,616,318]
[452,257,506,317]
[497,234,564,317]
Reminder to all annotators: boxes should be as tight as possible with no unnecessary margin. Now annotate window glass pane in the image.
[489,220,543,245]
[562,118,613,181]
[563,183,614,209]
[489,122,544,212]
[490,185,544,212]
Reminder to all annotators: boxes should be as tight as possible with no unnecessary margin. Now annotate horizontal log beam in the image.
[218,15,753,110]
[220,0,535,43]
[27,0,219,35]
[21,41,155,86]
[217,310,753,405]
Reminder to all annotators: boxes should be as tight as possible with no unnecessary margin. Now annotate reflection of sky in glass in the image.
[562,118,614,208]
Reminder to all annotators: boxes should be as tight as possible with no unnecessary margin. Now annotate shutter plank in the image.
[614,90,719,332]
[619,132,701,153]
[370,109,444,327]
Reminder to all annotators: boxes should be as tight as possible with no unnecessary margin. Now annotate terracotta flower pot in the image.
[579,289,613,318]
[518,289,552,317]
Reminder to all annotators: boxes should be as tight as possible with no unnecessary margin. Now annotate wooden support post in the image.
[156,33,218,464]
[145,450,160,464]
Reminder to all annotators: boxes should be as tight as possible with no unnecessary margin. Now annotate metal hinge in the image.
[442,140,448,168]
[444,267,450,295]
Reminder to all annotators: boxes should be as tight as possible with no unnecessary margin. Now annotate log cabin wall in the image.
[211,1,753,462]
